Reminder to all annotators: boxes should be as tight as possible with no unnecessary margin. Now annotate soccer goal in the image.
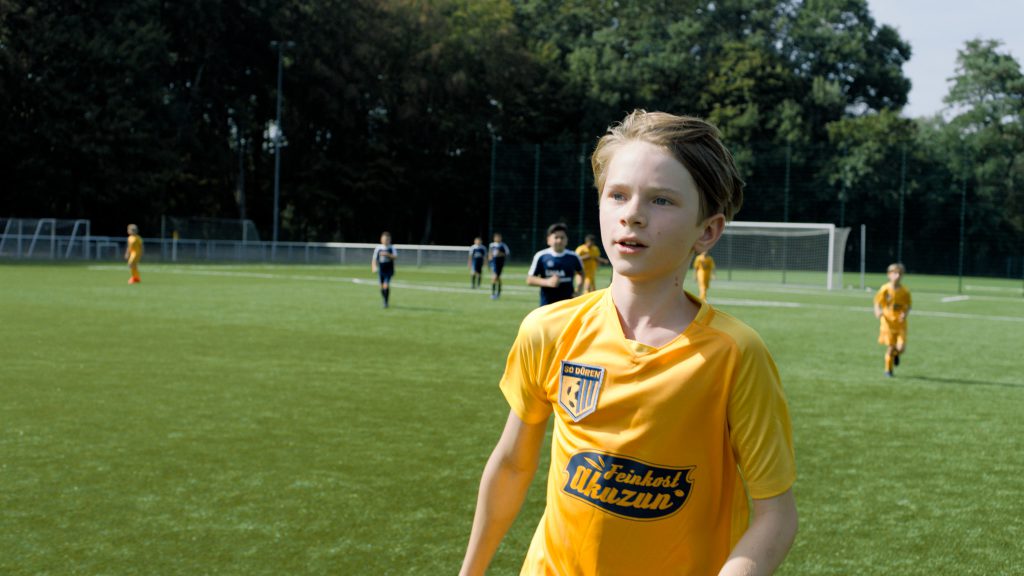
[710,222,850,290]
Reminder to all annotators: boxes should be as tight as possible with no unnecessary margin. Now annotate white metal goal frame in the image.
[715,221,849,290]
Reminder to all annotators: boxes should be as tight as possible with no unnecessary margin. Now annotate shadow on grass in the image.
[901,374,1024,389]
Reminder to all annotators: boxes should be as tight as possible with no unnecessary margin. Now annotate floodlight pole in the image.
[270,40,294,258]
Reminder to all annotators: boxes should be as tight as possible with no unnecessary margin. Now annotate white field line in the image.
[941,295,970,303]
[87,265,1024,322]
[718,298,1024,323]
[965,284,1024,293]
[87,265,533,296]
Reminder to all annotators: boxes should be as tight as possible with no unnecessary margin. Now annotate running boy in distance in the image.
[125,224,143,284]
[873,263,912,377]
[527,223,584,306]
[575,233,609,293]
[468,236,487,289]
[460,110,797,576]
[693,250,716,300]
[370,231,397,308]
[488,233,510,300]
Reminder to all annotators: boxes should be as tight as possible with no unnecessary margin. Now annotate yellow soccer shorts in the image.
[878,318,907,348]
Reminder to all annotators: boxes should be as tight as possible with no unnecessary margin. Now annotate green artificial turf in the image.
[1,262,1021,575]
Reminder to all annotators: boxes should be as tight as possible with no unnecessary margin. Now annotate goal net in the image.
[710,222,850,290]
[0,218,92,259]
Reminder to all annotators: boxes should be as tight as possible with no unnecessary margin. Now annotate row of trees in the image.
[1,0,1021,274]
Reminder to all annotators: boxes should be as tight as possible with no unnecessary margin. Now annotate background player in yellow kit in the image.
[460,110,797,576]
[873,263,912,377]
[693,250,715,300]
[575,233,609,293]
[124,224,143,284]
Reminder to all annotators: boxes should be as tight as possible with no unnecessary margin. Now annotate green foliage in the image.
[2,0,1019,275]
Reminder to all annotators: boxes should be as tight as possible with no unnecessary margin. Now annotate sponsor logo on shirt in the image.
[562,450,695,521]
[558,361,605,422]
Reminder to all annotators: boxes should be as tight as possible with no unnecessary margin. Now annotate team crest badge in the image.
[558,361,605,422]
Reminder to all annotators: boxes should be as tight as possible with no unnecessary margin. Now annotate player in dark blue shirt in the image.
[371,231,397,308]
[468,236,487,289]
[488,232,511,299]
[527,223,584,306]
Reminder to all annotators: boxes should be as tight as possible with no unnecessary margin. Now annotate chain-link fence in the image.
[488,140,1024,291]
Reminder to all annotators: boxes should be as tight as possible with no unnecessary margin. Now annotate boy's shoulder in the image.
[518,290,605,340]
[699,305,768,353]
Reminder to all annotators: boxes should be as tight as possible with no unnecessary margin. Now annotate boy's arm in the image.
[717,489,798,576]
[460,410,547,576]
[370,253,377,273]
[526,275,559,288]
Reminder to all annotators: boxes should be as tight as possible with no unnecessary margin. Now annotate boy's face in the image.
[547,230,568,252]
[493,234,501,243]
[599,141,721,282]
[381,234,391,245]
[473,238,482,245]
[888,268,903,284]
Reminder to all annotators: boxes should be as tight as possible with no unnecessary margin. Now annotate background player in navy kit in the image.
[371,231,397,308]
[468,237,487,289]
[526,223,584,306]
[488,233,510,299]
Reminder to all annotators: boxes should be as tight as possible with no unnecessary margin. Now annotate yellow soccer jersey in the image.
[127,234,143,260]
[693,253,715,275]
[874,282,911,323]
[500,289,796,575]
[575,243,602,279]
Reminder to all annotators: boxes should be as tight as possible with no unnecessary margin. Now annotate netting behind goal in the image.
[164,216,261,242]
[710,222,850,289]
[0,218,93,259]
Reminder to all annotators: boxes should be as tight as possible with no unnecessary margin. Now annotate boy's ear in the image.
[692,213,726,255]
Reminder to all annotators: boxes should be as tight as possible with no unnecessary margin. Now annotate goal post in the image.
[711,221,851,290]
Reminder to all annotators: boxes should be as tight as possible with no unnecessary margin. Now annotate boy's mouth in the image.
[615,238,647,253]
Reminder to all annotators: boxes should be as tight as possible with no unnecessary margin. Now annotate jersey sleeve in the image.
[499,312,554,424]
[528,252,545,277]
[873,286,886,307]
[727,335,796,499]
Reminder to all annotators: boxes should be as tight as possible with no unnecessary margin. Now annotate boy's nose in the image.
[620,200,646,227]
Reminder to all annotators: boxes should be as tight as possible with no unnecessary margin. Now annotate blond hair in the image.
[591,110,744,221]
[127,224,139,235]
[887,263,905,274]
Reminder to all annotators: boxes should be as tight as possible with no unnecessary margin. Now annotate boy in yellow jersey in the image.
[575,233,609,293]
[873,263,912,377]
[460,111,797,576]
[124,224,143,284]
[693,250,716,300]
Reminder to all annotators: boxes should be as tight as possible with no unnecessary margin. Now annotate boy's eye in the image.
[653,197,672,206]
[609,192,626,201]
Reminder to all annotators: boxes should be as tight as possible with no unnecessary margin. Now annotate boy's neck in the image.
[609,272,699,347]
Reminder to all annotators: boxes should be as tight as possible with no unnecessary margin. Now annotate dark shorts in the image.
[490,257,505,276]
[471,257,484,274]
[378,264,394,284]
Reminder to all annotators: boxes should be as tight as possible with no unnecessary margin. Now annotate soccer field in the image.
[1,263,1022,575]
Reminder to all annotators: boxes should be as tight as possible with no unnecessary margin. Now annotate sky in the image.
[866,0,1024,117]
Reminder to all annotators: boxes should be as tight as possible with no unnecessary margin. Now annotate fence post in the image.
[489,134,496,239]
[898,143,906,263]
[860,224,866,290]
[532,144,540,253]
